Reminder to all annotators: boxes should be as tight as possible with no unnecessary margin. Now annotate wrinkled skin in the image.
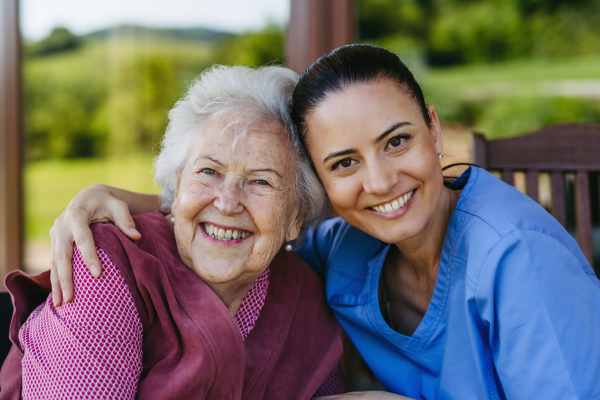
[171,120,302,314]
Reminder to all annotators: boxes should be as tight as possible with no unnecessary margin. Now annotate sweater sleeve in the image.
[473,230,600,400]
[19,245,143,400]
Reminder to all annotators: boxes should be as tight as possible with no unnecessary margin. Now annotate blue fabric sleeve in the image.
[295,218,345,277]
[473,230,600,400]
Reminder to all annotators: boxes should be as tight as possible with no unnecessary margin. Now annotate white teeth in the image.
[203,223,250,241]
[372,190,414,214]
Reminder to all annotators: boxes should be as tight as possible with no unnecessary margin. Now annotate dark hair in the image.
[291,44,431,154]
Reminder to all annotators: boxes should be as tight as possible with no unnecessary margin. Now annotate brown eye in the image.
[332,158,358,171]
[340,159,353,168]
[386,136,405,150]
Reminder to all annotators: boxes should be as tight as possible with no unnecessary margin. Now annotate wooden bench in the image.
[470,123,600,270]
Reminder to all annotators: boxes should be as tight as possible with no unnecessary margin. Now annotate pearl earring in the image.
[285,243,293,251]
[171,216,175,223]
[438,153,444,159]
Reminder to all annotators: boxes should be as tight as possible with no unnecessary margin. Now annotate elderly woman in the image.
[0,66,346,399]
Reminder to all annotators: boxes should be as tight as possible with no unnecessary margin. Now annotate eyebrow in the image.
[323,149,358,164]
[322,122,413,164]
[249,168,282,178]
[195,154,225,166]
[373,122,413,144]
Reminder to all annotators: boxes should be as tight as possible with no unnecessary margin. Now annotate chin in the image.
[191,255,245,282]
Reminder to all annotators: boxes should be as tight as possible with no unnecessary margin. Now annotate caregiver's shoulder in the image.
[297,217,379,277]
[456,167,592,275]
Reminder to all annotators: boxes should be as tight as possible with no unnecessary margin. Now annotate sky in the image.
[20,0,290,40]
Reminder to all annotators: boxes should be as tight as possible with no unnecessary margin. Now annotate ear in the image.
[285,208,304,242]
[427,105,444,155]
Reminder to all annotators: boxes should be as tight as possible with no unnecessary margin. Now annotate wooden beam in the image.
[286,0,356,75]
[0,0,23,290]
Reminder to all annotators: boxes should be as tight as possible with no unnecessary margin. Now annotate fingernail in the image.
[53,297,60,307]
[62,290,69,303]
[130,228,140,235]
[90,264,100,277]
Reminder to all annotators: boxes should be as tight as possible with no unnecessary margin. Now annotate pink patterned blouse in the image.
[18,245,344,399]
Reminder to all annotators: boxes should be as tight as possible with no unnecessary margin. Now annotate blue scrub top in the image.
[297,167,600,400]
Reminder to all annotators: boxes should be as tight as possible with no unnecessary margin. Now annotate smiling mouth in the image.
[203,223,251,241]
[370,189,415,214]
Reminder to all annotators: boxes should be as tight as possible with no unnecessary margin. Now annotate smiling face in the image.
[305,79,445,245]
[171,120,302,287]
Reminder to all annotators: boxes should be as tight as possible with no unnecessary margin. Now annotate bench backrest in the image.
[470,123,600,269]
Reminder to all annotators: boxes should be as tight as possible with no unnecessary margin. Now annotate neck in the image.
[393,186,460,278]
[207,279,256,318]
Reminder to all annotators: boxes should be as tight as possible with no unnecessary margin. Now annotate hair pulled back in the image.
[291,44,431,155]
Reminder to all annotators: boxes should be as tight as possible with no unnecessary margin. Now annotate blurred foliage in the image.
[214,23,285,67]
[475,97,600,138]
[26,27,82,56]
[23,25,283,160]
[358,0,600,138]
[359,0,600,66]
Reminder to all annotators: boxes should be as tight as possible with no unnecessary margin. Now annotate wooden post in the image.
[286,0,356,75]
[0,0,23,290]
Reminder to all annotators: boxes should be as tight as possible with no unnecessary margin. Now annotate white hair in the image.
[154,65,327,233]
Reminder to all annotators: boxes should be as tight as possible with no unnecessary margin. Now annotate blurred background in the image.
[16,0,600,272]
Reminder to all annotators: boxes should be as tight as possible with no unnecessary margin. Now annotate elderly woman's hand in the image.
[50,184,160,305]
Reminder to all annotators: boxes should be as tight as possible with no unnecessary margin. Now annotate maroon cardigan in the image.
[0,211,343,399]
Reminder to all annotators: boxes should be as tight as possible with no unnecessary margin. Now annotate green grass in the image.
[25,154,159,241]
[420,56,600,99]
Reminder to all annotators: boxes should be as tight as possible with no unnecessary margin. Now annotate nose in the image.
[362,158,397,196]
[213,178,245,215]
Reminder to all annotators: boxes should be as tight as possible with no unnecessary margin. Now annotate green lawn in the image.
[25,154,159,241]
[422,56,600,92]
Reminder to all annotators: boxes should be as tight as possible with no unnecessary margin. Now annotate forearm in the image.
[100,184,162,215]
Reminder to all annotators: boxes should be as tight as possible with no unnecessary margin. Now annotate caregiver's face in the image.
[305,79,444,245]
[172,120,302,285]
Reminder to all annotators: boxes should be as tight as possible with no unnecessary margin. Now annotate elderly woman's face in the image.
[172,120,302,285]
